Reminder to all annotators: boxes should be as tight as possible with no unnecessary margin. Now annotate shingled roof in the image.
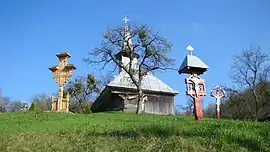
[107,71,178,95]
[178,54,209,75]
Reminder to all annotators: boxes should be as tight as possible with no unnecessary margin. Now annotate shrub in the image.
[82,103,92,114]
[28,103,36,111]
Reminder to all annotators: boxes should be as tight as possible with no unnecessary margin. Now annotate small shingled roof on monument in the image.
[178,45,209,75]
[56,52,71,58]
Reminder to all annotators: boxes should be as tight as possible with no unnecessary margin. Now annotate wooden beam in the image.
[111,90,136,95]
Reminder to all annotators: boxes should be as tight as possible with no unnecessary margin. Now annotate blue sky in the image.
[0,0,269,107]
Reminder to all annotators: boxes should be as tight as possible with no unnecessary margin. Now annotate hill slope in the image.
[0,112,269,152]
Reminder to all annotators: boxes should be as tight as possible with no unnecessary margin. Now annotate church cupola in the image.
[115,15,139,73]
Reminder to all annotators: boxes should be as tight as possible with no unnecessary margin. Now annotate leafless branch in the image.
[229,45,269,120]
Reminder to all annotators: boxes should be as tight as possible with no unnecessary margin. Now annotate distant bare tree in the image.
[176,97,194,116]
[31,93,51,112]
[85,23,174,114]
[229,45,270,120]
[0,96,10,112]
[204,102,216,117]
[185,97,194,116]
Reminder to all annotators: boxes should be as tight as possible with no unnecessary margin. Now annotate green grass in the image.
[0,112,269,152]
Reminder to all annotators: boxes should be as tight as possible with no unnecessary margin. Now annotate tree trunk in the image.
[80,102,84,113]
[136,88,144,114]
[252,90,259,121]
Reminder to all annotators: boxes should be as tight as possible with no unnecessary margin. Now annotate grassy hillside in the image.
[0,112,269,152]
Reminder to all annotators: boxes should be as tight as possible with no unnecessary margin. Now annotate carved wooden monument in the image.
[178,45,209,120]
[49,52,76,112]
[210,85,226,119]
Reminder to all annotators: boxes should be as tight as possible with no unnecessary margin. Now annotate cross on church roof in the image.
[187,45,194,56]
[122,15,129,24]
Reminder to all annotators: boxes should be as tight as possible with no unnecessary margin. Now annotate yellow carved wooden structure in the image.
[49,52,76,112]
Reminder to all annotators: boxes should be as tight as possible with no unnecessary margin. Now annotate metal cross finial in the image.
[122,15,129,24]
[187,45,194,56]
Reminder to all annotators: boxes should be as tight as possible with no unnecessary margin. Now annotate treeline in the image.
[0,95,28,112]
[204,45,270,121]
[0,73,108,113]
[218,82,269,121]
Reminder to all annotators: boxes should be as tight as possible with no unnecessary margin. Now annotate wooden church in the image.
[91,18,178,115]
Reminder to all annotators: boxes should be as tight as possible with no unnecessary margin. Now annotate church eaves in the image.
[107,71,178,95]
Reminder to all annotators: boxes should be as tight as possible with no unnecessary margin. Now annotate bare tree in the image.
[183,97,194,116]
[0,96,10,112]
[204,102,216,117]
[229,45,270,120]
[84,23,174,114]
[31,93,51,112]
[174,98,194,116]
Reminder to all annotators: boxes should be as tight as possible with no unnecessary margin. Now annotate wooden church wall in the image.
[123,97,138,112]
[144,95,175,115]
[92,90,175,115]
[123,94,175,115]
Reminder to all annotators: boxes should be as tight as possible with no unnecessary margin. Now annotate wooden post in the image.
[194,96,203,120]
[51,96,57,111]
[66,93,70,112]
[58,86,64,112]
